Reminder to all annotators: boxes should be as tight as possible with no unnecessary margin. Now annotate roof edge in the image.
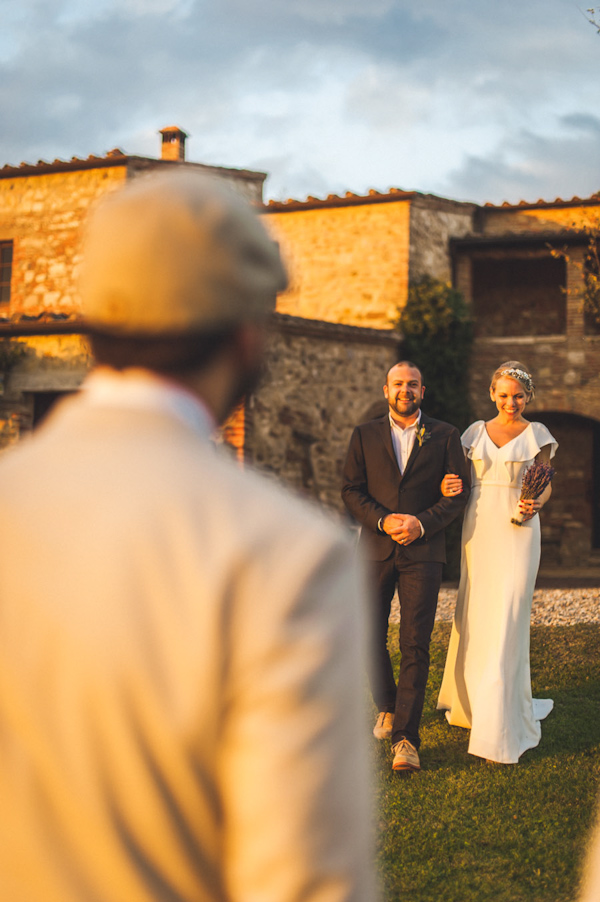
[483,195,600,212]
[0,153,267,182]
[262,188,479,214]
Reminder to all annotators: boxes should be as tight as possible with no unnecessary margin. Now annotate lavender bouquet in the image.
[511,461,556,526]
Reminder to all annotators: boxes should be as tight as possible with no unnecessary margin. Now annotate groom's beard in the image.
[388,395,422,418]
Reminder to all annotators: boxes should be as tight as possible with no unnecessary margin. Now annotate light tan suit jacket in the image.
[0,379,374,902]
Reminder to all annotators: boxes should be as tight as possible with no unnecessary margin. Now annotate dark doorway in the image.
[534,411,600,569]
[32,392,70,428]
[472,255,566,337]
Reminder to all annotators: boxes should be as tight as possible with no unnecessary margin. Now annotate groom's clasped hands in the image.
[382,513,422,545]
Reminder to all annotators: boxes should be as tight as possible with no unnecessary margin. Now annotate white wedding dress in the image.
[437,420,558,764]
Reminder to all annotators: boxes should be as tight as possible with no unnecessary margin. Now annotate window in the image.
[471,254,566,337]
[0,241,12,304]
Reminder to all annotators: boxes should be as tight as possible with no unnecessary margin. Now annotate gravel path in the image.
[389,588,600,626]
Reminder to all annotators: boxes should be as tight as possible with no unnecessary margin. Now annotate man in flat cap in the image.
[0,172,375,902]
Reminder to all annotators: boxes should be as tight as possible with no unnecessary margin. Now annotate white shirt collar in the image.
[82,367,217,440]
[388,409,422,432]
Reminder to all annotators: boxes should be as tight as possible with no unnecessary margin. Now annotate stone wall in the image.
[0,160,266,325]
[408,195,475,282]
[0,167,127,320]
[126,158,266,204]
[470,336,600,422]
[0,317,403,519]
[246,314,401,512]
[0,154,269,449]
[0,332,92,450]
[480,201,600,236]
[263,199,412,329]
[469,337,600,569]
[533,412,596,570]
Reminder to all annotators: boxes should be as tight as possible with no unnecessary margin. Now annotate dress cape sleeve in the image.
[503,421,558,462]
[461,420,486,460]
[529,422,558,459]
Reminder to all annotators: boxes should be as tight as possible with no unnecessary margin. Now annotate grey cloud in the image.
[2,0,600,209]
[344,67,432,131]
[560,113,600,134]
[250,154,334,201]
[223,0,396,26]
[443,123,600,205]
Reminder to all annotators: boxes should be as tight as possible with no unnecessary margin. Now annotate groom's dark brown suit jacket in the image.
[341,412,471,562]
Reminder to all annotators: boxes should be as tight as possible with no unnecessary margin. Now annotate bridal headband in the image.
[500,367,535,394]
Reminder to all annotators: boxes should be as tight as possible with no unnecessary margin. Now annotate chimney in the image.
[159,126,188,162]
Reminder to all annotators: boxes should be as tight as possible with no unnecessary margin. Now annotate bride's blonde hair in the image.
[490,360,535,401]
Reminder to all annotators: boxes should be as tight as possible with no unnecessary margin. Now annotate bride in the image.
[437,361,557,764]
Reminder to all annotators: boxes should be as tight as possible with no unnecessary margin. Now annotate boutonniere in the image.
[415,425,431,447]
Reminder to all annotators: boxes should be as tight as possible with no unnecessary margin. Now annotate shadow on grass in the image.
[376,621,600,901]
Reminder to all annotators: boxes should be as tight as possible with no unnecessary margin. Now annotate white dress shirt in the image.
[389,409,421,475]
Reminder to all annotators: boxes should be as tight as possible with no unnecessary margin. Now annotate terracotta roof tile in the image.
[264,186,417,211]
[263,186,478,213]
[487,192,600,210]
[0,147,264,182]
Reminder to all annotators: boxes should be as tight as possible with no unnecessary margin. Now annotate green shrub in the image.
[398,276,473,580]
[398,275,473,433]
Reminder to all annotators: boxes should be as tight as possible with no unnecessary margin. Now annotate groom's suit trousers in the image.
[372,553,443,748]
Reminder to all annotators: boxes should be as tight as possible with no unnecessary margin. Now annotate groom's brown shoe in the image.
[392,739,421,772]
[373,712,394,740]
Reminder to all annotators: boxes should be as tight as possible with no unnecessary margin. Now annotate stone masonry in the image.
[0,135,268,447]
[246,314,401,513]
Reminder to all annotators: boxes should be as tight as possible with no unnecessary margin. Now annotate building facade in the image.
[1,129,598,573]
[0,127,266,446]
[264,190,600,574]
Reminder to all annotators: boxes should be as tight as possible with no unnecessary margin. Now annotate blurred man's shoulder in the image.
[220,453,350,541]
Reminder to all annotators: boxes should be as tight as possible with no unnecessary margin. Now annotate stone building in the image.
[1,128,599,574]
[262,190,600,574]
[0,127,400,492]
[455,199,600,573]
[249,315,400,511]
[263,190,476,328]
[0,126,266,442]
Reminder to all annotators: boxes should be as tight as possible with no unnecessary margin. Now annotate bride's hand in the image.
[441,473,463,497]
[518,498,542,522]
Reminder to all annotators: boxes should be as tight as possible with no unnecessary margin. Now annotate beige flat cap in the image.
[80,170,287,333]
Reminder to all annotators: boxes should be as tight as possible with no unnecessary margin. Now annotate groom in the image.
[342,361,470,772]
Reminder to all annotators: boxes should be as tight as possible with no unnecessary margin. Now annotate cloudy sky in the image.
[2,0,600,204]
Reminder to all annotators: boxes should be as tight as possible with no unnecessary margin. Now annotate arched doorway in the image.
[534,411,600,571]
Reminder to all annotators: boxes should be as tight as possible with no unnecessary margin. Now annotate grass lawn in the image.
[374,622,600,902]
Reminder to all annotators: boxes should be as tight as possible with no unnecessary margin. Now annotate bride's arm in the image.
[440,473,462,496]
[440,448,470,496]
